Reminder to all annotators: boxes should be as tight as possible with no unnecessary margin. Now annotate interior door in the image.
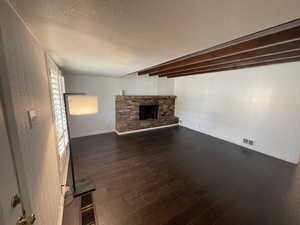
[0,98,24,225]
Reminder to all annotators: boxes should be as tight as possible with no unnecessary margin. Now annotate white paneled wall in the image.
[175,62,300,164]
[65,74,120,138]
[120,73,174,96]
[0,1,61,225]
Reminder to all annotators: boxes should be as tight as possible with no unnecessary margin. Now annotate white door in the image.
[0,98,25,225]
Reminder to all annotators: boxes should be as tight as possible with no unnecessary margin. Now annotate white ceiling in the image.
[10,0,300,77]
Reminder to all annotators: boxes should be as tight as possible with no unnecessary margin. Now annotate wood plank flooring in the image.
[62,126,300,225]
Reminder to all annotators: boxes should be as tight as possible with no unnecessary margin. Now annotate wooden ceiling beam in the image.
[166,56,300,78]
[138,19,300,76]
[159,49,300,77]
[152,40,300,77]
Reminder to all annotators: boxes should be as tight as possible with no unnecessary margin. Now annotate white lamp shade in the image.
[68,95,98,115]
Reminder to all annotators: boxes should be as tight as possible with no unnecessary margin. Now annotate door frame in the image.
[0,25,32,217]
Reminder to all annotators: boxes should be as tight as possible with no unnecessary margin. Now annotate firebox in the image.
[139,104,159,120]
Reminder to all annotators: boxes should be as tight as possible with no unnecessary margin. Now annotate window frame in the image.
[46,56,69,158]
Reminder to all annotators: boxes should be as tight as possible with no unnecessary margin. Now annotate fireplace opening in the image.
[139,104,159,120]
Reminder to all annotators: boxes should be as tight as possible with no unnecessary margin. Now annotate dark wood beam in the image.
[138,19,300,76]
[152,40,300,77]
[159,49,300,77]
[166,56,300,78]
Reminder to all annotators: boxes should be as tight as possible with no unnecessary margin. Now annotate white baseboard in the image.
[71,129,114,139]
[179,124,298,164]
[115,124,179,135]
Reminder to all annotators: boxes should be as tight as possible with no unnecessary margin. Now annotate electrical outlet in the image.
[248,140,254,145]
[243,138,249,144]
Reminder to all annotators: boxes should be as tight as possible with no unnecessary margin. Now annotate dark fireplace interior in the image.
[139,104,159,120]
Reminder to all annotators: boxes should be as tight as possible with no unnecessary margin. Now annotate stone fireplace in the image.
[115,95,179,133]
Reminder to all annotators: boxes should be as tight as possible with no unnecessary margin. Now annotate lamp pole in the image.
[63,93,96,197]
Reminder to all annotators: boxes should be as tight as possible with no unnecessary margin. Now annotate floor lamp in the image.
[63,93,98,197]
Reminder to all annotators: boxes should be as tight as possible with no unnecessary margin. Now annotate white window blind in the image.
[47,57,69,156]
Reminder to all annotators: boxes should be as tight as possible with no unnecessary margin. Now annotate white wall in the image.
[65,74,119,138]
[120,73,175,95]
[65,73,175,138]
[0,1,62,225]
[175,62,300,164]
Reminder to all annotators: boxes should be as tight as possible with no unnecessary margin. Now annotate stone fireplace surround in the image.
[115,95,179,133]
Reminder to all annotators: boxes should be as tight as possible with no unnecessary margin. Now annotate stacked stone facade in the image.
[115,96,178,132]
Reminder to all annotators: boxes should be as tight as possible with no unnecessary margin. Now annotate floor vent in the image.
[80,193,96,225]
[81,208,96,225]
[81,193,93,210]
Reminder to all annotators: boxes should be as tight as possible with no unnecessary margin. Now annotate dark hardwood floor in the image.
[62,126,300,225]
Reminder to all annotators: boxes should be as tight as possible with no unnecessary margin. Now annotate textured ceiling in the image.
[10,0,300,77]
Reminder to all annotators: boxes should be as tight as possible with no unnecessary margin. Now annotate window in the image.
[47,57,69,156]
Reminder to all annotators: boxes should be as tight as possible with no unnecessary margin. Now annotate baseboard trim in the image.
[71,129,114,139]
[179,124,298,165]
[115,124,179,135]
